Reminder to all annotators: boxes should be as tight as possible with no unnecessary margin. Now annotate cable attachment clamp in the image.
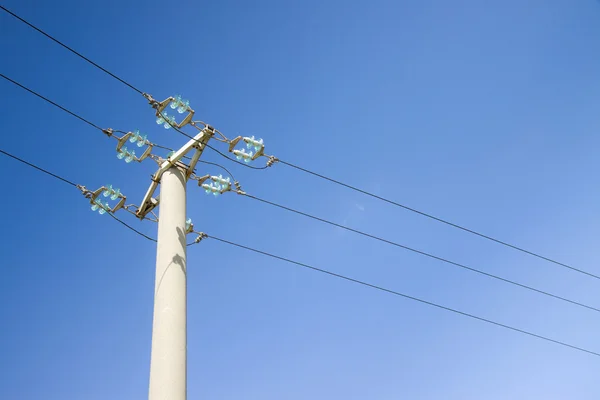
[266,156,279,167]
[193,232,208,244]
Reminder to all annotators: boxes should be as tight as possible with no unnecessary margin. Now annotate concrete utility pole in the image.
[135,95,211,400]
[134,94,267,400]
[148,166,188,400]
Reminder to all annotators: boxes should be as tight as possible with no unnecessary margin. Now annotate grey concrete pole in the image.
[149,165,187,400]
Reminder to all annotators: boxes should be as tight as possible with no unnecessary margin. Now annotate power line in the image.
[0,4,265,172]
[277,159,600,281]
[0,74,189,165]
[149,142,239,180]
[158,110,269,171]
[151,143,177,152]
[0,5,144,96]
[241,193,600,314]
[206,235,600,358]
[108,212,157,242]
[0,73,104,131]
[0,75,235,236]
[3,2,592,281]
[0,147,156,242]
[3,5,598,359]
[197,160,237,181]
[151,141,238,179]
[3,140,597,361]
[204,142,268,170]
[0,6,266,172]
[0,148,78,187]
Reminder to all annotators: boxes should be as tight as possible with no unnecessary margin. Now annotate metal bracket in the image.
[156,97,195,129]
[194,174,211,186]
[186,222,194,234]
[252,147,265,161]
[115,131,154,162]
[228,135,265,160]
[88,186,126,213]
[136,128,214,219]
[228,136,243,153]
[185,126,215,180]
[123,204,159,223]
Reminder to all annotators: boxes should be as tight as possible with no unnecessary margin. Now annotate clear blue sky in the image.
[1,0,599,398]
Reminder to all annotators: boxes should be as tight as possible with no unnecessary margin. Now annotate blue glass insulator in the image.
[164,119,172,129]
[103,184,112,197]
[244,157,251,163]
[137,134,147,147]
[98,207,107,215]
[213,191,219,196]
[91,197,102,211]
[110,188,121,200]
[171,95,181,109]
[177,99,189,114]
[185,218,192,230]
[117,147,127,159]
[156,115,165,125]
[162,112,170,129]
[129,130,138,143]
[125,151,135,163]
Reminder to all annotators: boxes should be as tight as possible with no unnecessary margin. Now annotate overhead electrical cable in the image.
[203,235,600,358]
[240,193,600,313]
[1,4,595,281]
[275,159,599,280]
[0,5,144,95]
[0,147,155,241]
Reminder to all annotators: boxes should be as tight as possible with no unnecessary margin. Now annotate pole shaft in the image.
[149,166,187,400]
